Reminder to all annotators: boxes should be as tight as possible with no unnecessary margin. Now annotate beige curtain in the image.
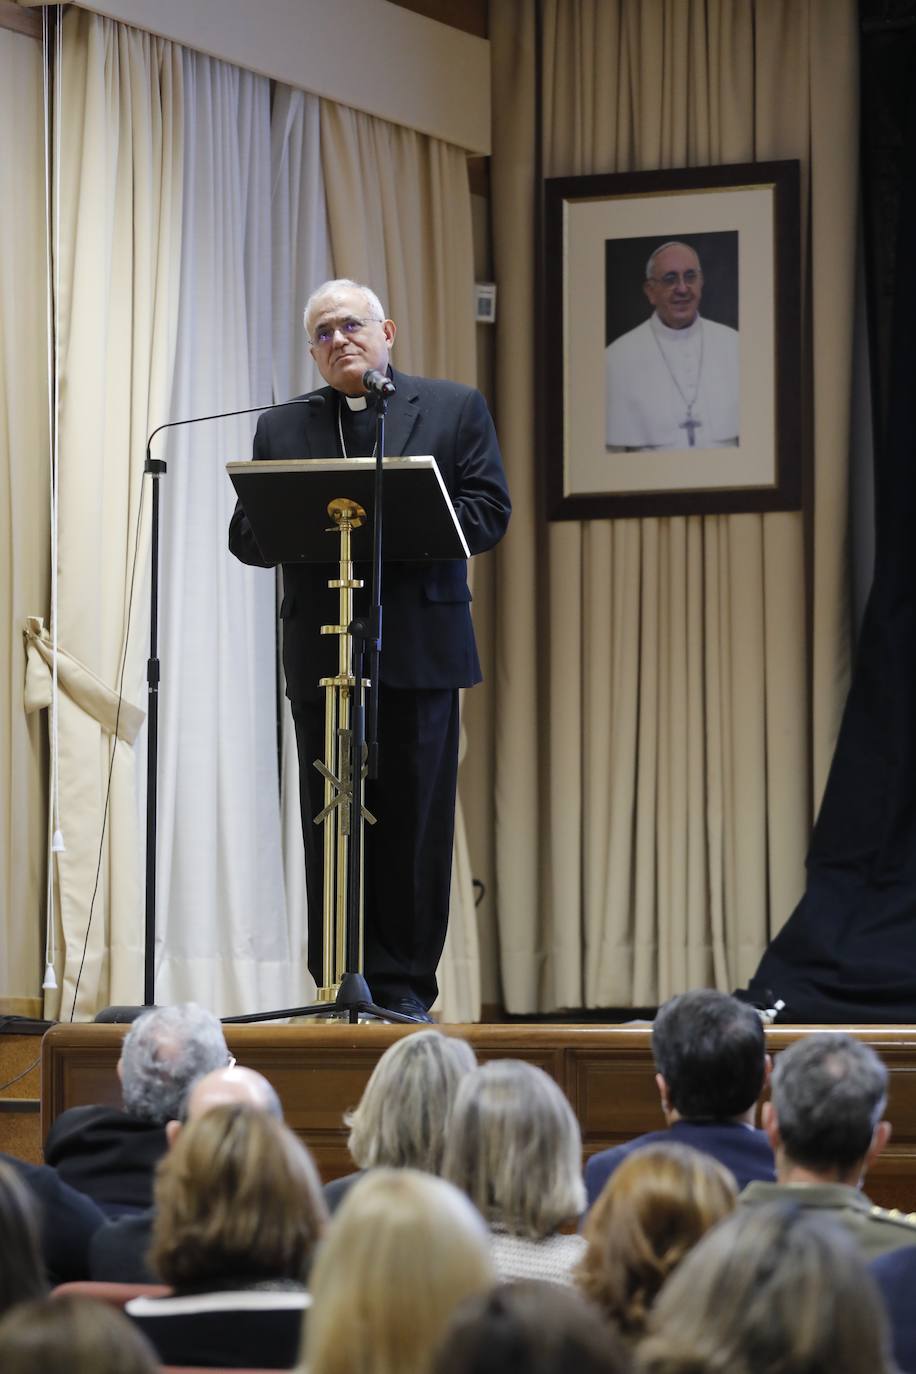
[0,26,49,1016]
[320,101,482,1020]
[42,11,184,1018]
[490,0,858,1011]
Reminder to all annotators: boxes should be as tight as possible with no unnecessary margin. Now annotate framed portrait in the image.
[543,161,801,520]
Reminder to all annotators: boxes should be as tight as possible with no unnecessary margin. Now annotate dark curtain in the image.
[747,13,916,1021]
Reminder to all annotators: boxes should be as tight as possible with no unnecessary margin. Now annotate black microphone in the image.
[145,394,325,467]
[362,369,396,397]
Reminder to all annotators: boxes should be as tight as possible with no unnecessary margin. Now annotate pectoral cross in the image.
[680,411,702,447]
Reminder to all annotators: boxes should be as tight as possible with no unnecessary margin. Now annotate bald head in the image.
[186,1066,283,1122]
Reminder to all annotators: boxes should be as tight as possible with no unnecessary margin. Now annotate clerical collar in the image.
[651,311,702,342]
[342,394,368,411]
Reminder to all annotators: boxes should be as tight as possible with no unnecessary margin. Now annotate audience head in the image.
[432,1280,632,1374]
[303,1168,495,1374]
[577,1142,737,1340]
[346,1029,476,1174]
[177,1063,281,1125]
[638,1202,894,1374]
[117,1002,229,1124]
[651,990,767,1121]
[0,1295,159,1374]
[151,1103,327,1286]
[0,1161,46,1318]
[443,1059,586,1239]
[766,1033,889,1179]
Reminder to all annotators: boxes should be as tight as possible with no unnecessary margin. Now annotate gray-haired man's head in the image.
[768,1033,889,1175]
[118,1003,229,1125]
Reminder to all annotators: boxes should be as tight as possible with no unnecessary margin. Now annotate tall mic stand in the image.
[141,397,324,1006]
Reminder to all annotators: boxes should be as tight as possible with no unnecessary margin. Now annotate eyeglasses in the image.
[648,269,702,289]
[309,315,383,347]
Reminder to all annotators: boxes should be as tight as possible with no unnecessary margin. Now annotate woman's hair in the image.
[303,1168,495,1374]
[576,1143,736,1339]
[442,1059,586,1238]
[0,1296,159,1374]
[0,1160,47,1317]
[346,1029,476,1173]
[150,1103,327,1285]
[638,1202,895,1374]
[432,1280,632,1374]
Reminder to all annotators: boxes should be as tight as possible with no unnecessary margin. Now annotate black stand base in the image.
[219,971,422,1026]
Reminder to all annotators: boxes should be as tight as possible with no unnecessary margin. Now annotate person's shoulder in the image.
[586,1130,668,1178]
[701,315,739,340]
[257,388,330,428]
[606,318,654,357]
[395,370,480,404]
[45,1104,128,1141]
[863,1200,916,1235]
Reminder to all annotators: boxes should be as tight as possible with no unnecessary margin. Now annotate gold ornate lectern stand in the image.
[312,498,376,1001]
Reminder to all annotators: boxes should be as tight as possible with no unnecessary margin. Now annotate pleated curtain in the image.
[489,0,859,1011]
[0,26,50,1014]
[320,101,484,1019]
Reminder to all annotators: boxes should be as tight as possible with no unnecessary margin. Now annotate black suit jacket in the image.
[43,1105,168,1215]
[584,1119,776,1209]
[228,370,510,702]
[3,1152,106,1283]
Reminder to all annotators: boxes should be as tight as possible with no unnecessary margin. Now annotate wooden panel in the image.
[38,1022,916,1208]
[0,2,42,38]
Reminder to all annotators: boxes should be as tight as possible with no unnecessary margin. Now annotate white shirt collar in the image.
[650,311,702,342]
[343,394,368,411]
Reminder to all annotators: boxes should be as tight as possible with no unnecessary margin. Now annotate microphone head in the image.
[363,369,396,396]
[307,394,326,408]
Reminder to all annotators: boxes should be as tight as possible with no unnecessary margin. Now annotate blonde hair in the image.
[151,1104,327,1285]
[303,1169,495,1374]
[576,1143,736,1339]
[638,1203,894,1374]
[442,1059,586,1239]
[346,1030,476,1173]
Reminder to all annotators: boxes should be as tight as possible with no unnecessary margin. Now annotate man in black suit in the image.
[44,1003,229,1215]
[229,278,510,1020]
[2,1153,105,1282]
[584,989,775,1208]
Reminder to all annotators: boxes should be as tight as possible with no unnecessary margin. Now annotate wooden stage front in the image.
[40,1022,916,1212]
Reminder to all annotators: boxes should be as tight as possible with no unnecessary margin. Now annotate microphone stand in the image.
[140,397,324,1007]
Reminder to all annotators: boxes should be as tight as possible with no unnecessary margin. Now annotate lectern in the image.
[226,455,468,1006]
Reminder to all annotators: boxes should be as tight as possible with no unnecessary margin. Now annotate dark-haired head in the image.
[651,990,766,1121]
[432,1281,631,1374]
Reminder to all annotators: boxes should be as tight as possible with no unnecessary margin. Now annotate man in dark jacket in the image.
[44,1002,229,1215]
[229,278,510,1020]
[585,989,775,1208]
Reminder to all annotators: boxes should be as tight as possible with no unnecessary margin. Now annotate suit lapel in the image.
[306,388,340,459]
[382,371,420,456]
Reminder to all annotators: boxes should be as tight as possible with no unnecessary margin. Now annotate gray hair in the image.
[644,241,702,281]
[119,1003,228,1125]
[346,1030,476,1173]
[771,1033,888,1172]
[442,1059,586,1240]
[303,278,387,339]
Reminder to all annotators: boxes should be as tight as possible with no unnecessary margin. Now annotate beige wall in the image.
[65,0,490,153]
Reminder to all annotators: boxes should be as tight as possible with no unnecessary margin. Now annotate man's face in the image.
[308,286,396,394]
[643,244,703,330]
